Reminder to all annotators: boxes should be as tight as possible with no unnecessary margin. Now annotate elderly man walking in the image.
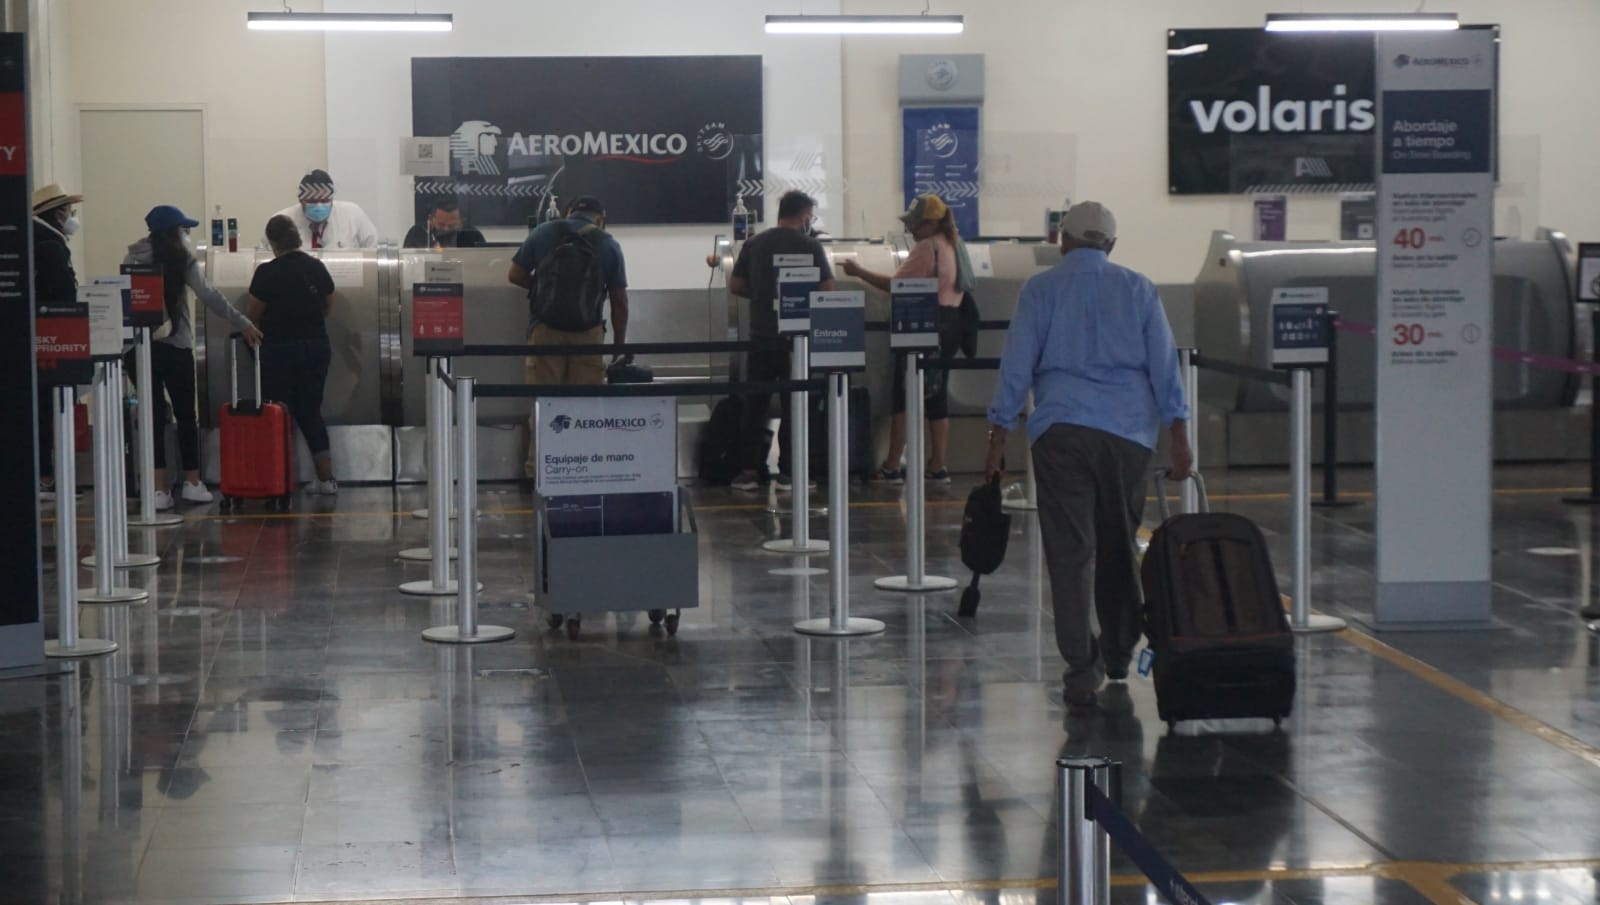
[985,202,1192,708]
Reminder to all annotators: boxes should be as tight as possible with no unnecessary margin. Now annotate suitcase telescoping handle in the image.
[1153,468,1207,522]
[228,332,262,410]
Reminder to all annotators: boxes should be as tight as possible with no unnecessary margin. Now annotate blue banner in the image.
[1086,784,1214,905]
[903,106,980,238]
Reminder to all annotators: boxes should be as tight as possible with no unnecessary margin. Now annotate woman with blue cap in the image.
[125,204,262,510]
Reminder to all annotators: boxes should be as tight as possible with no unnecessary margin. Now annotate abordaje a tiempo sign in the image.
[1373,29,1496,629]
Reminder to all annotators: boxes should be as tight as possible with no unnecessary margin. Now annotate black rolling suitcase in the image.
[1141,471,1295,730]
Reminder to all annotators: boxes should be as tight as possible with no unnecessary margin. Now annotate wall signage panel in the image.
[1167,27,1496,195]
[412,55,763,227]
[902,106,979,238]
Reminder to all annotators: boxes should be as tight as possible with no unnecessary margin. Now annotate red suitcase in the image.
[219,337,293,512]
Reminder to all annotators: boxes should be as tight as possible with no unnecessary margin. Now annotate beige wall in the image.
[841,0,1600,283]
[49,0,327,242]
[31,0,1600,285]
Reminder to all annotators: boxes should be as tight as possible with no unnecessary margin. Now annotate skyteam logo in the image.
[924,123,959,160]
[549,414,573,434]
[450,120,503,176]
[696,122,734,160]
[650,413,666,430]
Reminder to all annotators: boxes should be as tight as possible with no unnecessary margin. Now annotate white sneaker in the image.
[181,481,215,504]
[308,479,339,496]
[153,491,174,511]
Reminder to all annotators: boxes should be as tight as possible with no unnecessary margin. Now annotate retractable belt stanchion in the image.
[1057,756,1112,905]
[80,362,149,606]
[1180,348,1200,514]
[46,386,117,659]
[84,358,160,571]
[129,328,181,528]
[796,374,884,638]
[877,353,957,593]
[1289,368,1345,634]
[764,334,828,555]
[1004,393,1039,513]
[423,376,514,645]
[400,358,458,565]
[403,360,464,596]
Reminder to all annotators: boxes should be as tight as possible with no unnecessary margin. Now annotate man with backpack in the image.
[984,201,1191,708]
[508,195,630,478]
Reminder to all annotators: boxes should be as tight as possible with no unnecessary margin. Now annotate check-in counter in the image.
[1192,229,1585,465]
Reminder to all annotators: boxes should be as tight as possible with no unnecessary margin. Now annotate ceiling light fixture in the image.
[1265,12,1459,32]
[764,14,964,36]
[247,11,453,32]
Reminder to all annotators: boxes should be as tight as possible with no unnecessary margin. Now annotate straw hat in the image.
[31,183,82,216]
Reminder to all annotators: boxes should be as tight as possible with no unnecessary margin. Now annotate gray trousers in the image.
[1031,423,1152,691]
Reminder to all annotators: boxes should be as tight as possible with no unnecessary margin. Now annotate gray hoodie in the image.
[124,238,254,350]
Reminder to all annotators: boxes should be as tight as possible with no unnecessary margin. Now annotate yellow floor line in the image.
[1337,627,1600,771]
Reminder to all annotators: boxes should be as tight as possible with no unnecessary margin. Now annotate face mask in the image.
[304,203,333,224]
[60,215,80,237]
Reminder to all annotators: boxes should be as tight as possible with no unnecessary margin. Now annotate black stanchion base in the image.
[1312,498,1361,509]
[1580,606,1600,621]
[1563,496,1600,506]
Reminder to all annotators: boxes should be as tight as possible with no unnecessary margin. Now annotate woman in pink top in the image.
[841,193,966,483]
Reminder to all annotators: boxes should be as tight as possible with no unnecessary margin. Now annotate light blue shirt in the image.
[987,248,1188,450]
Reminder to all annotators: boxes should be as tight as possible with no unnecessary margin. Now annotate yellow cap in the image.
[899,193,949,225]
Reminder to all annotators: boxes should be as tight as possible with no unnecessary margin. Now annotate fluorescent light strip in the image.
[247,12,453,32]
[1265,12,1459,32]
[765,15,964,36]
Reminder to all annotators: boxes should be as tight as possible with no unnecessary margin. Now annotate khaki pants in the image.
[524,324,606,477]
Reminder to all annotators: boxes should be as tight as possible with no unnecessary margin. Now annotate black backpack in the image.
[957,476,1011,617]
[530,223,609,332]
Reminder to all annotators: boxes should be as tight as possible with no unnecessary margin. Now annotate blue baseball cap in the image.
[145,204,200,233]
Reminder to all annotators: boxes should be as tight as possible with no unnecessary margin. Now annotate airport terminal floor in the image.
[10,465,1600,905]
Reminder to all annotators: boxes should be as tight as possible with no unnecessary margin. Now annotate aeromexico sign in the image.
[412,56,763,226]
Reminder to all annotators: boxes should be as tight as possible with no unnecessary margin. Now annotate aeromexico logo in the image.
[1188,84,1375,135]
[549,413,656,434]
[448,119,736,166]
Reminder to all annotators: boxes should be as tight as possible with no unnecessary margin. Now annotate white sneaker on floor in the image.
[308,479,339,496]
[153,490,175,511]
[181,481,215,504]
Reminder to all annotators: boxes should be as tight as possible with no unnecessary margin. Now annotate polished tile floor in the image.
[9,465,1600,904]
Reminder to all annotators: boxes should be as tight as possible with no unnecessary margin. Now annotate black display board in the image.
[1168,27,1498,195]
[411,55,764,227]
[0,32,43,658]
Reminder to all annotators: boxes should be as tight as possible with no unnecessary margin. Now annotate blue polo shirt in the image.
[514,214,628,332]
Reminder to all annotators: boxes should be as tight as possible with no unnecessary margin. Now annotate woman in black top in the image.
[248,215,338,494]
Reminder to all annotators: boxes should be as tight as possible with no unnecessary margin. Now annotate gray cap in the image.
[1061,201,1117,243]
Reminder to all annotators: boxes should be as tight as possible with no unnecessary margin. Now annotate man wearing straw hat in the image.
[31,183,83,502]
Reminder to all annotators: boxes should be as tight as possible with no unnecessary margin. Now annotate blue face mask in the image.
[304,202,333,224]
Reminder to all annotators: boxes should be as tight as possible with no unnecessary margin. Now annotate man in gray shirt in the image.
[727,191,836,491]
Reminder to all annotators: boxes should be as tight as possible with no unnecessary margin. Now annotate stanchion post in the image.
[81,363,148,606]
[763,336,828,555]
[45,386,117,659]
[1567,310,1600,506]
[423,376,513,645]
[1290,368,1346,634]
[1314,311,1357,508]
[84,358,160,571]
[1057,757,1107,905]
[130,328,181,528]
[796,373,884,637]
[402,359,461,596]
[1180,348,1200,514]
[876,354,956,593]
